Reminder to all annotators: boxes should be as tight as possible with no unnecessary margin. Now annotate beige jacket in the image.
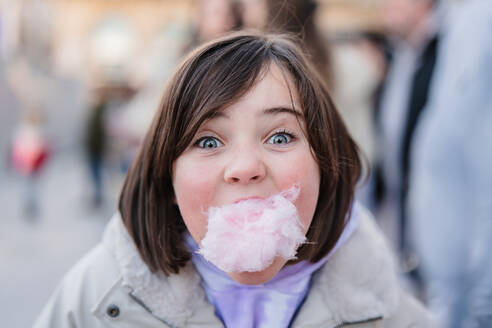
[34,208,434,327]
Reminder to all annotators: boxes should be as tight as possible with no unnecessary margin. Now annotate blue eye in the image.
[267,132,293,145]
[197,137,222,149]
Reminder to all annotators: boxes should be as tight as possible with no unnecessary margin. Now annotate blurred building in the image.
[0,0,384,90]
[1,0,195,87]
[319,0,383,34]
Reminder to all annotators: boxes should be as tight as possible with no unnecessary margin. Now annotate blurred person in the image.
[94,84,136,174]
[330,32,390,207]
[11,110,50,219]
[83,83,136,210]
[184,0,243,52]
[35,32,433,328]
[239,0,268,30]
[197,0,242,42]
[372,0,445,291]
[408,0,492,326]
[84,88,109,209]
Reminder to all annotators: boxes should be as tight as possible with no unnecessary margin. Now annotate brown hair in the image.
[119,32,361,275]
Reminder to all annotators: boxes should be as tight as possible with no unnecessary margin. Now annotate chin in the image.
[227,257,287,285]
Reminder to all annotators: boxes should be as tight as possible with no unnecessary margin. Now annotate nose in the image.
[224,147,266,184]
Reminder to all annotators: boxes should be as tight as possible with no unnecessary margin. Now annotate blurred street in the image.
[0,150,119,327]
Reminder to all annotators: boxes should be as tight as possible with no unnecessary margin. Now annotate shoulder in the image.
[385,290,436,327]
[34,238,123,327]
[324,205,399,295]
[68,242,121,293]
[64,241,121,289]
[295,205,435,327]
[346,207,436,325]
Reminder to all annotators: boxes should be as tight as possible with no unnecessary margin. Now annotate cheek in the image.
[297,165,320,230]
[274,154,320,230]
[173,158,217,241]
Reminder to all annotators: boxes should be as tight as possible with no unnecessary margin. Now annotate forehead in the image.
[216,63,302,117]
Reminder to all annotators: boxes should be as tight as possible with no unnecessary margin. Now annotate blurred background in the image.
[1,0,490,327]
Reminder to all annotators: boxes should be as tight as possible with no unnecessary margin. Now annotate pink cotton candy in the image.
[198,185,307,273]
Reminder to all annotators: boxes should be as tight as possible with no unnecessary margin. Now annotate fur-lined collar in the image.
[103,207,399,327]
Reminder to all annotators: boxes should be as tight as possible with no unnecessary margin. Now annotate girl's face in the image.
[172,64,320,285]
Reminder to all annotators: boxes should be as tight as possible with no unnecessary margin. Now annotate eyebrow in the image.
[208,106,303,121]
[262,106,303,118]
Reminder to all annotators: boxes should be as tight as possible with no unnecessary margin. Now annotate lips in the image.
[233,196,264,204]
[230,184,300,205]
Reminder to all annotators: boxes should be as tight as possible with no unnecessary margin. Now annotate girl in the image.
[35,33,433,327]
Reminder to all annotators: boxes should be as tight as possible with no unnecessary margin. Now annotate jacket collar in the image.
[102,207,399,327]
[102,213,218,327]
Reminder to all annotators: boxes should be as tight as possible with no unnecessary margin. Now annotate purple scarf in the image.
[187,203,360,327]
